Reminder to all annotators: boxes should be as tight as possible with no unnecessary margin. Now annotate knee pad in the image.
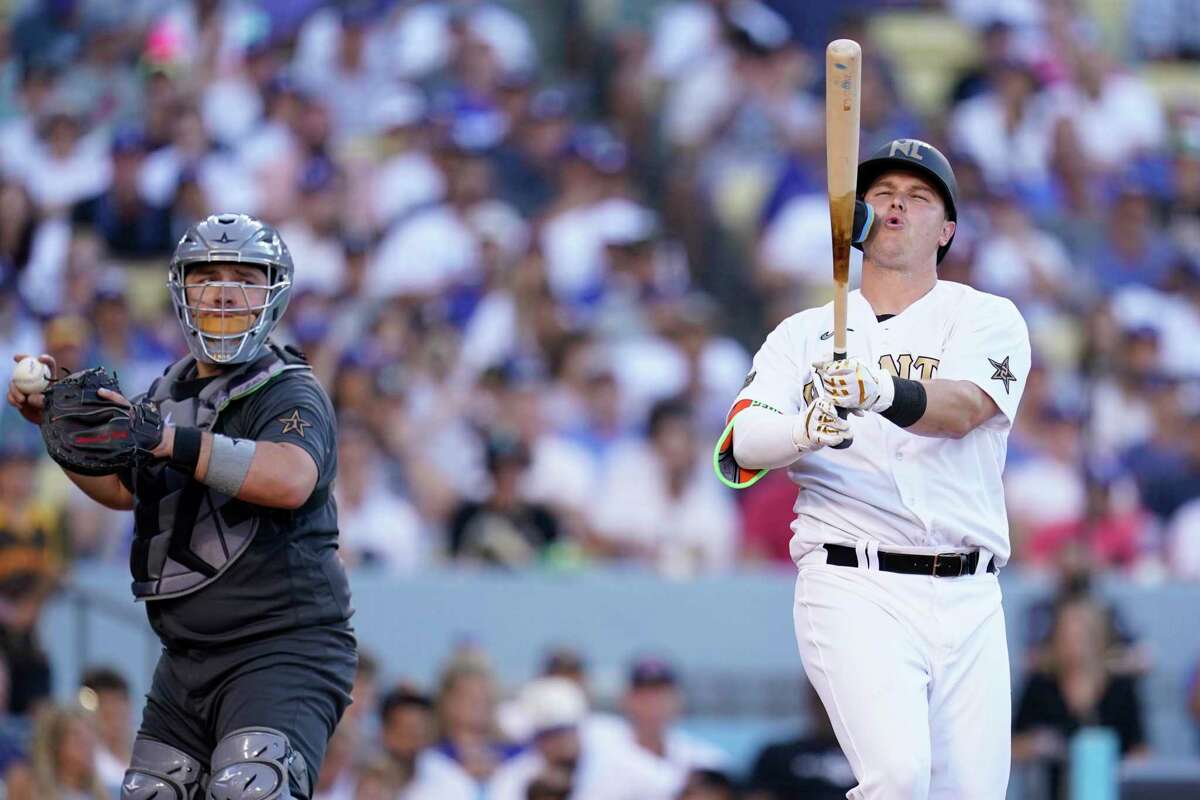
[207,727,310,800]
[122,738,206,799]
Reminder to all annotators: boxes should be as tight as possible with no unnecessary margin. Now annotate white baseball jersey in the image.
[733,280,1030,565]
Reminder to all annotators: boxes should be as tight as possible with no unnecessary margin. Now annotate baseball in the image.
[12,357,50,395]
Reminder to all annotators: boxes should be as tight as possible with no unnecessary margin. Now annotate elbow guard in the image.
[713,399,769,490]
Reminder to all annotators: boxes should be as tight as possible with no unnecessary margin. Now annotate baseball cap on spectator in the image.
[497,677,588,741]
[725,0,791,56]
[564,126,627,175]
[379,684,433,728]
[542,647,586,680]
[629,656,678,689]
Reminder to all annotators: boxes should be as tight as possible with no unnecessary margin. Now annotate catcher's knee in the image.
[206,727,310,800]
[122,737,206,799]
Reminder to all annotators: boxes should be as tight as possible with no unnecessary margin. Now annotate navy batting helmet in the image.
[857,139,958,263]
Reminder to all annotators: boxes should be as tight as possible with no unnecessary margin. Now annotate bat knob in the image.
[831,406,852,450]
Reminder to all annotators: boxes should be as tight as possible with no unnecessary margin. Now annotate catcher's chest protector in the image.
[129,345,310,602]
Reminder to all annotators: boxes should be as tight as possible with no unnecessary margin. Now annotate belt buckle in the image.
[933,553,963,577]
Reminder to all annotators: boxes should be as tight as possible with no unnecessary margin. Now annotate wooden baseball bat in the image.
[826,38,861,362]
[825,39,861,448]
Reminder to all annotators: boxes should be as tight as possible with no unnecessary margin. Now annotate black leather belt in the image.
[823,544,995,577]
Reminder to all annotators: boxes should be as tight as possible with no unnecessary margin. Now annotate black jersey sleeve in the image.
[238,372,338,492]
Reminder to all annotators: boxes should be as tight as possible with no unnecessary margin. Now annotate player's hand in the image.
[6,353,56,425]
[813,357,894,415]
[793,397,853,452]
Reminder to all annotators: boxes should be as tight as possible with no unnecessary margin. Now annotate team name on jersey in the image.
[802,353,941,405]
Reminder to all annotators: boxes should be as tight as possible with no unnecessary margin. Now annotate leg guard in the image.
[122,737,206,799]
[206,727,310,800]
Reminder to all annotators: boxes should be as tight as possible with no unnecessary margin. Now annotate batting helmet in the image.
[167,213,294,365]
[857,139,958,263]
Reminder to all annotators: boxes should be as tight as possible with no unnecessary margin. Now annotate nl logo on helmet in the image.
[889,140,926,160]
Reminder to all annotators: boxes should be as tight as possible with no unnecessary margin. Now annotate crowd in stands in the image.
[0,0,1198,796]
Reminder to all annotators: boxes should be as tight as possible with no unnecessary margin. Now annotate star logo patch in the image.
[278,409,312,437]
[988,357,1017,394]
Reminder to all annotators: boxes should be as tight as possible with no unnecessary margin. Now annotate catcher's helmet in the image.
[857,139,958,263]
[167,213,293,365]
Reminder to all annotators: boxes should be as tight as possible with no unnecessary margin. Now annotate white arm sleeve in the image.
[731,405,805,470]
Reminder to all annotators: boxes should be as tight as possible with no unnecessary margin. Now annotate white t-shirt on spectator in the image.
[372,150,445,229]
[1167,498,1200,579]
[140,146,260,215]
[16,217,71,316]
[371,204,480,297]
[759,193,865,287]
[522,434,598,516]
[487,743,683,800]
[1050,74,1165,170]
[277,220,346,297]
[590,440,738,575]
[1004,456,1086,534]
[386,1,536,79]
[20,135,112,212]
[648,1,720,82]
[400,750,478,800]
[950,91,1055,188]
[973,228,1071,305]
[335,476,425,574]
[584,714,728,774]
[202,76,263,147]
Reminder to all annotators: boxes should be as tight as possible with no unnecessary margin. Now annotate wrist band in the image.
[202,434,256,497]
[881,378,927,428]
[169,427,203,472]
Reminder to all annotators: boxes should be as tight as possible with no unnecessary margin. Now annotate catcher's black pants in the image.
[136,623,356,796]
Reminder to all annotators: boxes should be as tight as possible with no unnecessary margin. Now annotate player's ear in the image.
[939,219,956,248]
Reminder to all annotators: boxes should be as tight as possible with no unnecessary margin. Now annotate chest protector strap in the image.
[130,343,310,602]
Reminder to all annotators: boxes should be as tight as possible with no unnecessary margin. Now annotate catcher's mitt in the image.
[39,367,158,476]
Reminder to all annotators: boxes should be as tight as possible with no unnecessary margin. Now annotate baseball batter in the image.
[716,139,1030,799]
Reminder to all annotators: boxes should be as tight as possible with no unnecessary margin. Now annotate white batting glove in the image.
[793,397,853,452]
[813,357,895,415]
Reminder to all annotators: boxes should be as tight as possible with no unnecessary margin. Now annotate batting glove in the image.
[793,396,853,452]
[813,357,895,415]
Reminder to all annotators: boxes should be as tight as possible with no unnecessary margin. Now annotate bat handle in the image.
[830,349,852,449]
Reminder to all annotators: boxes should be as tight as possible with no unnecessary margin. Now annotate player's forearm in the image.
[904,379,997,439]
[194,436,318,510]
[732,406,806,469]
[160,426,318,510]
[63,470,134,511]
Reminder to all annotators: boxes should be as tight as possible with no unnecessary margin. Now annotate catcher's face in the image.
[183,262,270,336]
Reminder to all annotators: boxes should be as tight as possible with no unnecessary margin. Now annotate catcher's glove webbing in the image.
[39,367,162,476]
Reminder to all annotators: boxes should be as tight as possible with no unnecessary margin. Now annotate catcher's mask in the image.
[168,213,293,365]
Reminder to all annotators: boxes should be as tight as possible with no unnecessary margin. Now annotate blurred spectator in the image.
[1085,182,1179,293]
[0,178,70,318]
[435,650,516,782]
[490,676,683,800]
[18,100,110,215]
[589,398,737,575]
[78,666,130,797]
[279,158,347,297]
[313,722,358,800]
[11,0,90,72]
[615,657,726,773]
[676,768,737,800]
[365,86,444,229]
[344,648,380,738]
[0,441,61,716]
[70,128,174,258]
[0,657,28,781]
[745,686,855,800]
[334,419,425,573]
[1013,595,1149,798]
[949,58,1056,200]
[378,683,475,799]
[6,704,107,800]
[448,431,562,567]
